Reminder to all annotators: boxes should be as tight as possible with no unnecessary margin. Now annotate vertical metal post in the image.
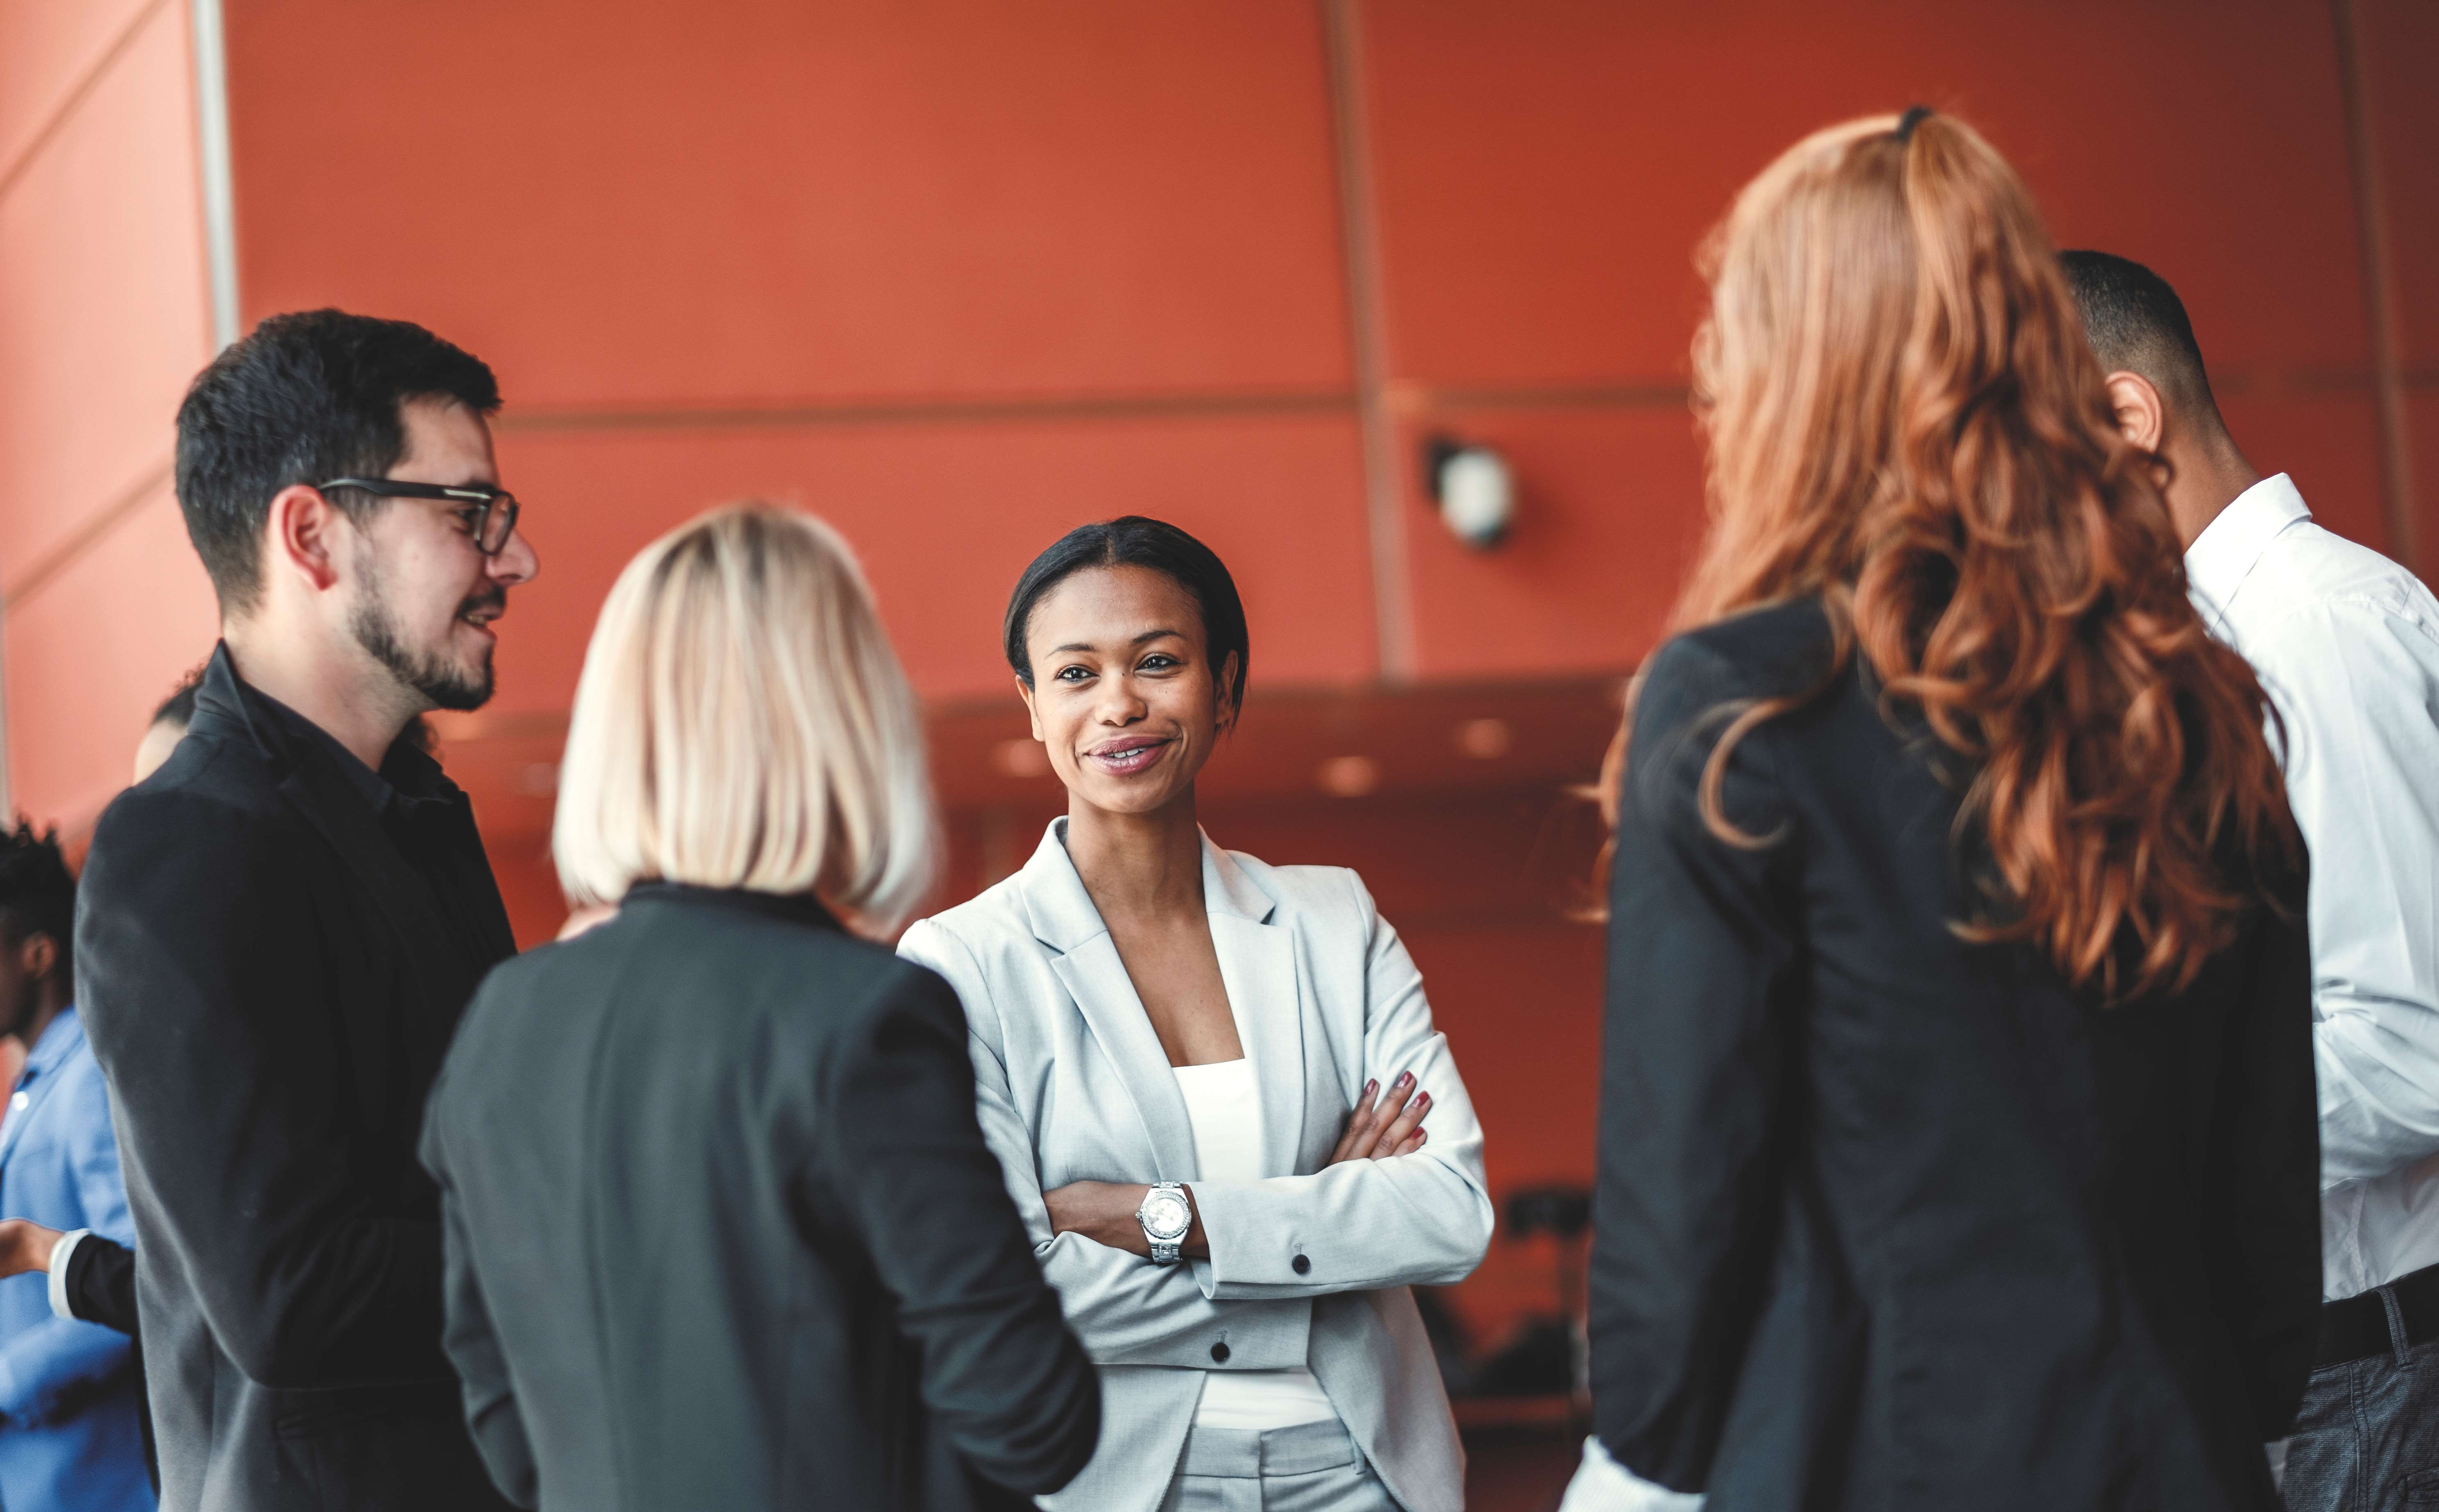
[192,0,241,351]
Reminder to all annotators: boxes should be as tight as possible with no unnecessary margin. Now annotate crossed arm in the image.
[1038,1072,1432,1257]
[901,888,1492,1369]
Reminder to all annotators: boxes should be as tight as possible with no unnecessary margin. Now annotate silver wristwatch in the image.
[1137,1182,1192,1265]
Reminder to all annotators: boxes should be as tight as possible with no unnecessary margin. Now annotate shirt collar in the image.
[21,1006,83,1080]
[2185,473,2312,633]
[233,669,454,816]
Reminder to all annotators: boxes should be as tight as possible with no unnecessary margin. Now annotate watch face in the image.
[1142,1192,1192,1241]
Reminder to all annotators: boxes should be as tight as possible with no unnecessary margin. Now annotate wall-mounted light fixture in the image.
[1422,434,1514,549]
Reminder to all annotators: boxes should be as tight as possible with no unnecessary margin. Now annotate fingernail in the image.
[1363,1079,1377,1098]
[1415,1092,1430,1107]
[1395,1072,1413,1088]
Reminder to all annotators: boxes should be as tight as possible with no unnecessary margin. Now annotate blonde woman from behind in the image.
[420,506,1099,1512]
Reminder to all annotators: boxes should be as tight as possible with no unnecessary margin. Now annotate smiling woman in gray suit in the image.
[900,517,1492,1512]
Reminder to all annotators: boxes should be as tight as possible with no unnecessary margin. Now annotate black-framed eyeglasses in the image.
[318,478,521,556]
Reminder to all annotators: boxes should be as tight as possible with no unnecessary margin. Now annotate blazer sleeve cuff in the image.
[1191,1180,1314,1292]
[47,1230,89,1322]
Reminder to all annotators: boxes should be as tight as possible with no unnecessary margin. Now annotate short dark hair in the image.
[1003,517,1251,716]
[2059,250,2216,414]
[0,823,76,981]
[175,309,502,612]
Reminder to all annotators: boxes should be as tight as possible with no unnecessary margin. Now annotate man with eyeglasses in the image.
[75,309,538,1512]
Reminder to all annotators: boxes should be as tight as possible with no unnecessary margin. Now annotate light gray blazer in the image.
[899,821,1492,1512]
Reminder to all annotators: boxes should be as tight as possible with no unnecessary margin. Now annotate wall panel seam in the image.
[1321,0,1414,683]
[2331,0,2416,568]
[0,0,175,209]
[1,459,174,609]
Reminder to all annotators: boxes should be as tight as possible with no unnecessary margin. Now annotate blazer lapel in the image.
[1020,823,1200,1181]
[1203,837,1311,1178]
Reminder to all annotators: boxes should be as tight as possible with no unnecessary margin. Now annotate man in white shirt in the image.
[2068,250,2439,1511]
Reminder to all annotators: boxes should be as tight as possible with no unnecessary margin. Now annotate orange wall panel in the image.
[1402,406,1707,679]
[0,0,209,581]
[1361,0,2370,390]
[484,411,1377,711]
[0,0,157,177]
[2414,394,2439,566]
[5,493,217,828]
[2216,390,2389,551]
[2363,0,2439,371]
[224,0,1353,412]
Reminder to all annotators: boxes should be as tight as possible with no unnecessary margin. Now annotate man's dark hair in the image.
[175,309,501,613]
[2060,250,2217,415]
[0,823,76,981]
[1004,516,1251,718]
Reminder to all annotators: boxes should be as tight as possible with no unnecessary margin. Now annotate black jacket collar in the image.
[194,643,456,812]
[620,882,842,933]
[191,642,515,976]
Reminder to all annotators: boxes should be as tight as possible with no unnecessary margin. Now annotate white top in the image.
[1172,1058,1339,1431]
[2187,474,2439,1299]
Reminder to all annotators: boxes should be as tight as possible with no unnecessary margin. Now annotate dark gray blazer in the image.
[1591,599,2321,1511]
[420,883,1100,1512]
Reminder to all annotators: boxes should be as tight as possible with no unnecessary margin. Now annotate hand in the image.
[1044,1180,1208,1259]
[1328,1072,1429,1165]
[0,1219,64,1278]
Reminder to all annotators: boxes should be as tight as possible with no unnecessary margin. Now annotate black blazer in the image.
[1590,600,2320,1512]
[418,882,1101,1512]
[75,645,519,1512]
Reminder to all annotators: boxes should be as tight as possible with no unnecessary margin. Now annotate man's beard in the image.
[349,575,500,713]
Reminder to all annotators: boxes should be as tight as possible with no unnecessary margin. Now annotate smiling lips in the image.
[1085,735,1171,776]
[458,590,507,637]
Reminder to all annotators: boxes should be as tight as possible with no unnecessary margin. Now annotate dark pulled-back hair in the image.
[2060,250,2217,414]
[1003,517,1250,716]
[175,309,501,613]
[0,823,76,980]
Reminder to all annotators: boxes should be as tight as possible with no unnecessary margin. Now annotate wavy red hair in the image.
[1615,111,2294,999]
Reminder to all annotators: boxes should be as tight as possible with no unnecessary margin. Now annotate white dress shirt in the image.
[2186,473,2439,1301]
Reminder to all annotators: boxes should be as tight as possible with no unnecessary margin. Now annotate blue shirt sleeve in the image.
[0,1048,136,1424]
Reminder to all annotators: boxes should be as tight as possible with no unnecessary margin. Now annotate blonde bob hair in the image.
[552,504,937,932]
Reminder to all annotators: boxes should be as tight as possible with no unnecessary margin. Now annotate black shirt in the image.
[239,685,510,965]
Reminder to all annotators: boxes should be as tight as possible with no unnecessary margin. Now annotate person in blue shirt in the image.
[0,821,152,1511]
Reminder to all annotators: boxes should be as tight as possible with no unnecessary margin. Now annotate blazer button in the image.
[1210,1342,1231,1363]
[1292,1253,1311,1275]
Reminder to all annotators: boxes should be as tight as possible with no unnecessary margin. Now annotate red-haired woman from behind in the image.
[1586,110,2317,1511]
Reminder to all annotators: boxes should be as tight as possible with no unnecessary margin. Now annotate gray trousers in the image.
[2282,1309,2439,1510]
[1157,1420,1402,1512]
